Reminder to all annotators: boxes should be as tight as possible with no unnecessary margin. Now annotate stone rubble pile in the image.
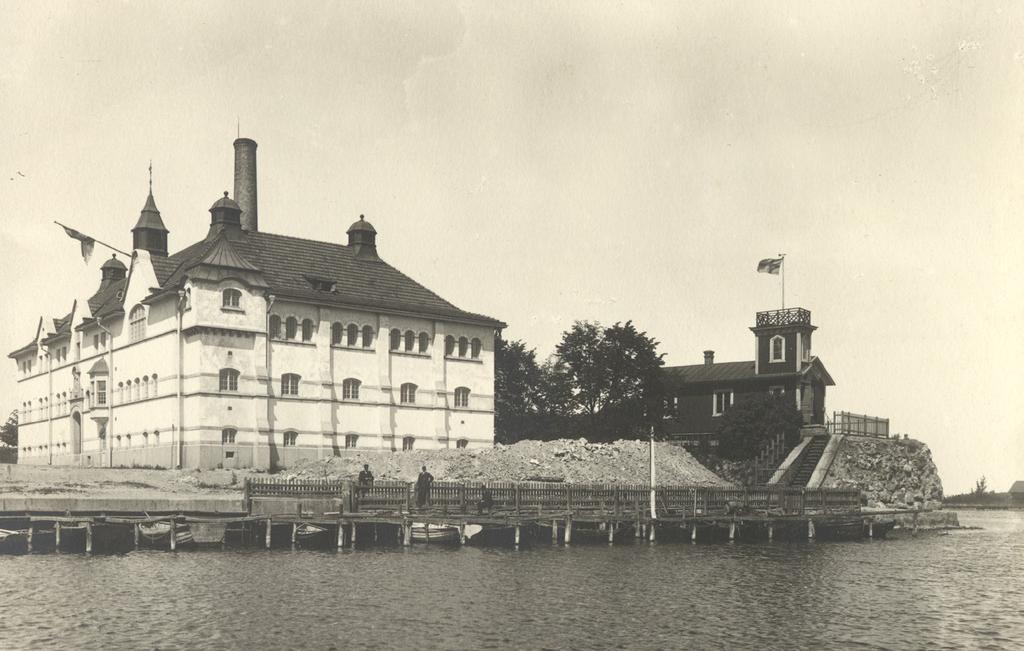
[822,436,944,508]
[282,438,729,485]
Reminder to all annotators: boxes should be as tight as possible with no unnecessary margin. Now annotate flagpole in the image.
[54,221,131,257]
[779,253,786,309]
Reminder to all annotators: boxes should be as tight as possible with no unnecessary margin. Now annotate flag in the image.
[61,224,95,263]
[757,257,784,275]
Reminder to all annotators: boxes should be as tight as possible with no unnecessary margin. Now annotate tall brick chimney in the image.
[703,350,715,366]
[233,138,258,231]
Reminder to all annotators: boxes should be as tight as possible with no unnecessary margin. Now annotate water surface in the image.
[1,510,1021,650]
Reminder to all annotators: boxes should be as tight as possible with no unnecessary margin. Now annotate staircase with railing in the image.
[784,435,830,487]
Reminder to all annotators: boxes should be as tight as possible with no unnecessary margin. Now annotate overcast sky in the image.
[1,1,1021,493]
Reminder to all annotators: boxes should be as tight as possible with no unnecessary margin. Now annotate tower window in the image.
[389,329,401,351]
[222,289,242,309]
[281,373,300,396]
[453,387,470,408]
[219,368,239,392]
[471,338,482,359]
[331,322,343,346]
[404,330,415,352]
[770,335,785,363]
[342,378,361,400]
[445,335,455,357]
[458,337,468,358]
[285,317,298,340]
[400,383,417,404]
[301,318,315,342]
[269,315,282,339]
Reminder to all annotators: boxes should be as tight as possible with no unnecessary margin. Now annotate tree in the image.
[554,320,665,442]
[494,337,543,444]
[716,393,803,461]
[0,411,16,448]
[973,476,989,499]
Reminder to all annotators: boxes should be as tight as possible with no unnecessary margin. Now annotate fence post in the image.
[243,478,251,514]
[514,483,521,516]
[459,484,467,514]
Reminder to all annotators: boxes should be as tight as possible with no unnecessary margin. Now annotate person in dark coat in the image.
[415,466,434,508]
[358,464,374,487]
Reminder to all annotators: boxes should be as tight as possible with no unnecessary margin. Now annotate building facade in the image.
[659,307,834,450]
[10,138,504,469]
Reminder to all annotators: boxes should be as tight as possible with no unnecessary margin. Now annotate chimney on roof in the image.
[703,350,714,366]
[233,138,258,232]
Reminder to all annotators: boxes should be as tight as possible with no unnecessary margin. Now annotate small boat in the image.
[138,521,195,547]
[295,523,329,543]
[411,523,482,544]
[0,528,28,554]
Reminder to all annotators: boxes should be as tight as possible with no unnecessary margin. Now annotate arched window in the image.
[301,318,315,342]
[269,315,282,339]
[221,428,237,444]
[770,335,785,363]
[219,368,240,392]
[456,439,468,449]
[400,383,417,404]
[129,305,146,341]
[403,330,415,352]
[362,325,374,348]
[117,382,124,404]
[153,431,160,445]
[151,374,158,396]
[342,378,361,400]
[471,338,482,359]
[347,323,359,346]
[331,322,343,346]
[281,373,300,396]
[142,375,150,399]
[389,329,401,351]
[222,288,242,309]
[445,335,455,356]
[133,379,140,402]
[285,317,298,340]
[458,336,469,358]
[125,434,132,448]
[402,436,415,451]
[142,431,149,446]
[418,332,430,354]
[283,430,298,447]
[454,387,470,408]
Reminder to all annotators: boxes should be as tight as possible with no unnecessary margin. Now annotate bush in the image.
[716,393,804,461]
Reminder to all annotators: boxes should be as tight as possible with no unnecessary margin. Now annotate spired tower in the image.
[131,187,169,257]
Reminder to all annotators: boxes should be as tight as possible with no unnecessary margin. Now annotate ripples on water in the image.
[0,511,1022,650]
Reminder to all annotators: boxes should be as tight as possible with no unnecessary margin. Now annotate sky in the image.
[1,1,1021,493]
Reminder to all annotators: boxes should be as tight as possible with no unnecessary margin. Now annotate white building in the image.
[10,138,504,469]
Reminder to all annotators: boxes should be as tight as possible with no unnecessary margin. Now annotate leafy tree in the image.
[494,337,542,444]
[0,411,16,448]
[716,393,803,460]
[554,320,665,442]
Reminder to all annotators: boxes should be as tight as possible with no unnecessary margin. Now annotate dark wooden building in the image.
[660,307,834,450]
[1010,481,1024,505]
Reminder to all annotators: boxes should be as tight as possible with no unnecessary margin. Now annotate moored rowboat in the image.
[138,521,195,547]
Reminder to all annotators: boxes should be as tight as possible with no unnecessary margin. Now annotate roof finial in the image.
[148,159,153,194]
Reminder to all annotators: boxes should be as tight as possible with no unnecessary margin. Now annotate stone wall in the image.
[821,436,943,507]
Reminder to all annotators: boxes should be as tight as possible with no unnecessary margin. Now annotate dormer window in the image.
[770,335,785,363]
[307,276,336,292]
[222,289,242,310]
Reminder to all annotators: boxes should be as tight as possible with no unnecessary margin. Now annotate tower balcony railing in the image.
[755,307,811,328]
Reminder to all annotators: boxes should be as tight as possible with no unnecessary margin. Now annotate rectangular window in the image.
[402,436,415,451]
[345,434,358,449]
[281,374,300,396]
[95,380,107,406]
[283,431,298,447]
[456,439,468,449]
[769,385,785,397]
[713,390,732,416]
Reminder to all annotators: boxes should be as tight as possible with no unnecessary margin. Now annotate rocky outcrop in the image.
[821,436,943,508]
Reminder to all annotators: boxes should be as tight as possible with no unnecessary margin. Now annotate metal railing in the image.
[755,307,811,328]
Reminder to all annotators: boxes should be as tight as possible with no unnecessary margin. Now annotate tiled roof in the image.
[40,311,74,344]
[155,230,504,327]
[663,361,795,384]
[1010,480,1024,494]
[86,279,127,319]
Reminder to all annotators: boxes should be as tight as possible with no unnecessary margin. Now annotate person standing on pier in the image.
[416,466,434,509]
[358,464,374,489]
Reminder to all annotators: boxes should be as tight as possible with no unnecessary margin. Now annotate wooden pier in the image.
[0,479,920,554]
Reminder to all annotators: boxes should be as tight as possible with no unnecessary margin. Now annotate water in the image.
[1,511,1022,650]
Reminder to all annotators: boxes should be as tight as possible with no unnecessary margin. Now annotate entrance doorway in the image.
[71,410,83,455]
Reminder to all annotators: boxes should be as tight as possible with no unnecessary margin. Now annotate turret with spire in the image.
[132,161,169,256]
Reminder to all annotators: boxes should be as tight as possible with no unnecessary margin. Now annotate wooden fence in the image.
[247,477,861,517]
[830,411,889,438]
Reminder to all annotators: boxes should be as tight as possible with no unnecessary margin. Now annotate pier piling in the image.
[729,522,736,542]
[170,519,177,551]
[85,522,93,554]
[134,523,140,549]
[607,522,614,544]
[514,524,521,547]
[337,521,344,548]
[648,521,656,542]
[807,519,815,540]
[265,518,272,549]
[55,522,61,551]
[565,518,573,545]
[691,524,697,543]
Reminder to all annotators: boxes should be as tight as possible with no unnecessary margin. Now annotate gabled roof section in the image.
[85,278,127,321]
[663,360,763,384]
[198,234,260,271]
[154,229,504,327]
[40,310,74,344]
[1008,480,1024,494]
